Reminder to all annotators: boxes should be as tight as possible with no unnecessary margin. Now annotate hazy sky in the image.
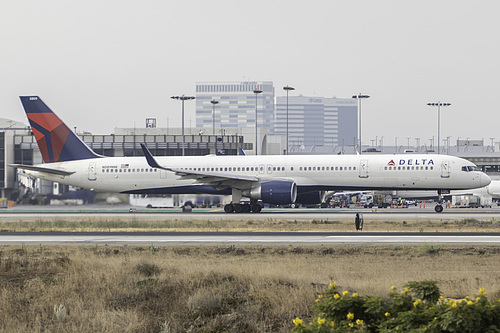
[1,1,499,148]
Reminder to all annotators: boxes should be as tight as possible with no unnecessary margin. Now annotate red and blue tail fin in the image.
[20,96,101,163]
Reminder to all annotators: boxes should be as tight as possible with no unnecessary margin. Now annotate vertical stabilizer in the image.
[19,96,101,163]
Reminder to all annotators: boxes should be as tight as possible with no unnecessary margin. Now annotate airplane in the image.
[10,96,491,213]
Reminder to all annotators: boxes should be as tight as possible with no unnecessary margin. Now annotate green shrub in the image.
[292,281,500,332]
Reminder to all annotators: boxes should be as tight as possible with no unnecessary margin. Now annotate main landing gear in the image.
[224,202,262,213]
[226,189,262,213]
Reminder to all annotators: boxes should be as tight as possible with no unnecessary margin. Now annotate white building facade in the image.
[195,81,275,134]
[274,96,358,153]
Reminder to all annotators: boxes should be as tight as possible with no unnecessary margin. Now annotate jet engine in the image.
[242,181,297,205]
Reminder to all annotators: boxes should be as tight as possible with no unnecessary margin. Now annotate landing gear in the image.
[434,204,443,213]
[223,202,262,213]
[224,204,234,213]
[435,189,448,213]
[251,203,262,213]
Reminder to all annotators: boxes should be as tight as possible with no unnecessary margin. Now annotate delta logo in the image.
[388,159,434,166]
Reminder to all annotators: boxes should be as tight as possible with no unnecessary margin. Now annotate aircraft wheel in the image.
[434,204,443,213]
[251,203,262,213]
[234,204,243,213]
[224,204,234,213]
[242,204,251,213]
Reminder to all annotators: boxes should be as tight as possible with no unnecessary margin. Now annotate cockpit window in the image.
[461,166,481,172]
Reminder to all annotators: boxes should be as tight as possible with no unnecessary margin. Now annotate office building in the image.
[195,81,275,133]
[274,96,358,152]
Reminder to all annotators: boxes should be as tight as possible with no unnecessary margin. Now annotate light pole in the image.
[427,102,451,154]
[171,95,195,156]
[210,100,218,136]
[352,94,370,154]
[253,89,263,155]
[283,85,295,155]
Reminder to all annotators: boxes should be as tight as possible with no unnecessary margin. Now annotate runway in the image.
[2,205,500,245]
[1,231,500,245]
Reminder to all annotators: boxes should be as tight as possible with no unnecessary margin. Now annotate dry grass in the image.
[0,244,499,332]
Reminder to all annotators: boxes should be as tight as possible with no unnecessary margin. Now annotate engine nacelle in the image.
[295,191,326,205]
[242,181,297,205]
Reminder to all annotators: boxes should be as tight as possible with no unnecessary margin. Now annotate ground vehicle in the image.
[373,193,392,208]
[452,194,492,208]
[360,194,374,208]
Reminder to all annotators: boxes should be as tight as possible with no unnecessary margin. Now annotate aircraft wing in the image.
[141,144,260,188]
[9,164,75,176]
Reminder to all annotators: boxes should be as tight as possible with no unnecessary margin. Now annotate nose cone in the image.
[481,173,491,187]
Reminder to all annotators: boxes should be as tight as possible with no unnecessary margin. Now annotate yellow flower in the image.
[327,321,335,328]
[476,297,481,302]
[343,291,349,296]
[465,296,470,301]
[315,299,320,302]
[330,282,337,288]
[352,292,359,297]
[391,285,396,291]
[480,288,486,294]
[349,323,354,328]
[467,301,474,306]
[318,294,323,299]
[356,319,364,326]
[334,293,340,300]
[451,302,458,308]
[293,317,304,326]
[413,299,422,307]
[385,312,391,317]
[404,287,409,294]
[318,317,325,325]
[439,296,445,302]
[347,312,354,320]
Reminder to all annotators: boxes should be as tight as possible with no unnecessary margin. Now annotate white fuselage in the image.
[20,154,490,197]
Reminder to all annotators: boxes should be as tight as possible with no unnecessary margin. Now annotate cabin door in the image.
[441,161,451,178]
[359,160,369,178]
[88,162,97,181]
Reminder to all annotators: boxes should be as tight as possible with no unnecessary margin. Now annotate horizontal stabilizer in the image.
[9,164,75,176]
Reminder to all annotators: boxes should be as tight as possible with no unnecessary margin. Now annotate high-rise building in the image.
[274,96,358,152]
[195,81,275,133]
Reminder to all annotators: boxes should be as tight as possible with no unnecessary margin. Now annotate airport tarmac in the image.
[2,204,500,222]
[1,205,500,245]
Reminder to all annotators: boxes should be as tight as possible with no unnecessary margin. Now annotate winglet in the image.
[140,143,165,169]
[238,147,246,156]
